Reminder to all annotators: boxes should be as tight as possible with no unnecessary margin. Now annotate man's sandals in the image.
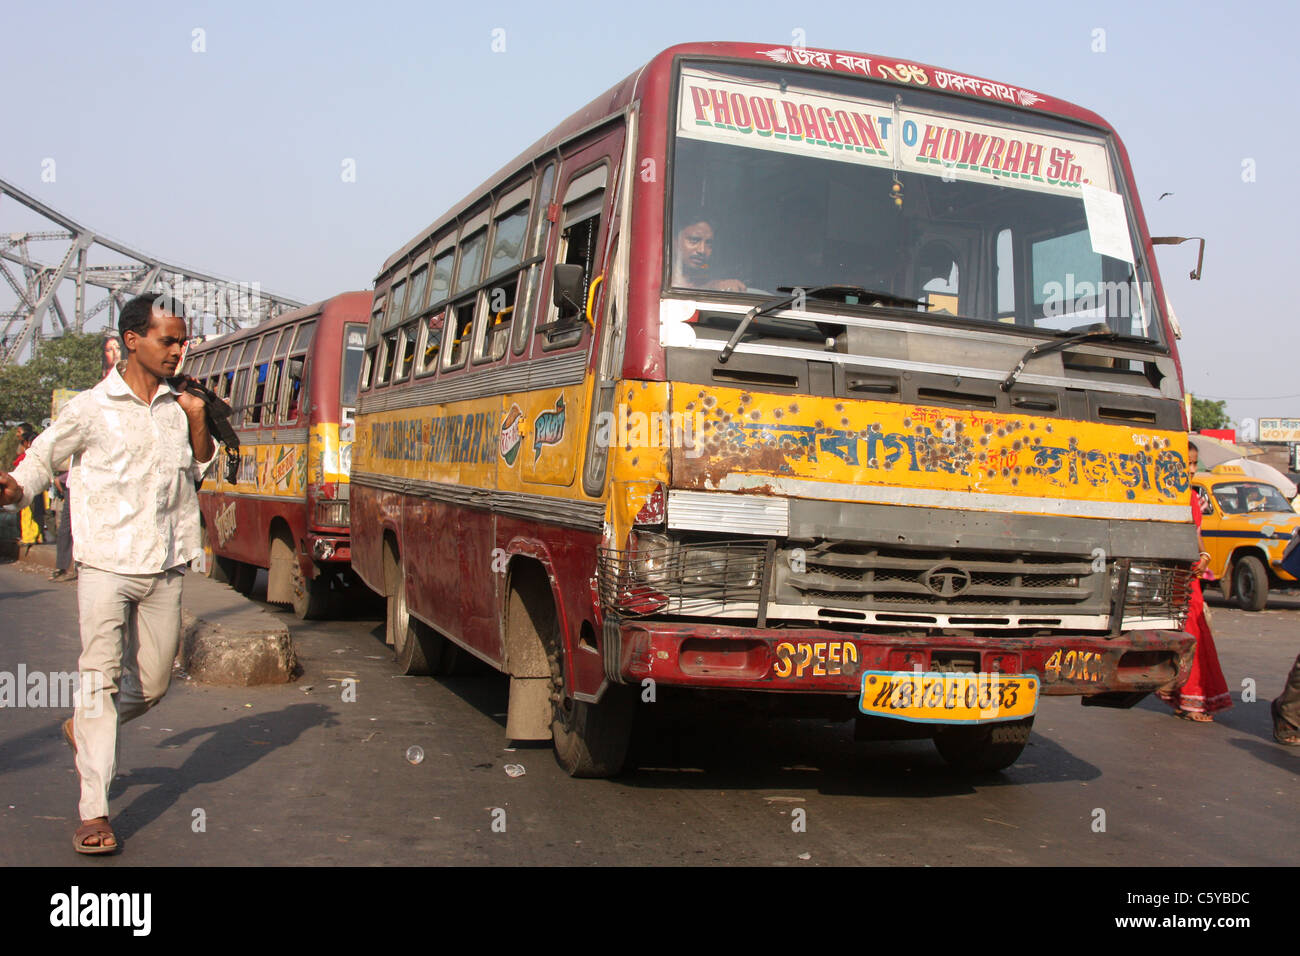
[74,818,119,855]
[62,718,120,854]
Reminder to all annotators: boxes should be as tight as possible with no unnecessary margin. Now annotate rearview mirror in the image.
[552,264,585,315]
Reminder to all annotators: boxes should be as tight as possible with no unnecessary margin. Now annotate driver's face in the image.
[676,221,714,276]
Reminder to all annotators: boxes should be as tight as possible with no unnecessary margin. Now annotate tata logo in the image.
[921,564,972,598]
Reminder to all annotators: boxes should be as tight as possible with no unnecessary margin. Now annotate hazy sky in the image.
[2,0,1295,429]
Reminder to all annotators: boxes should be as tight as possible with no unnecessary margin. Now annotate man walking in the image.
[0,293,214,854]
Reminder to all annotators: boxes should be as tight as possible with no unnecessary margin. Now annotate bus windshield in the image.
[670,62,1163,345]
[341,324,366,407]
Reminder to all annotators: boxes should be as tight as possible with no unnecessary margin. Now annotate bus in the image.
[187,291,372,618]
[351,41,1197,776]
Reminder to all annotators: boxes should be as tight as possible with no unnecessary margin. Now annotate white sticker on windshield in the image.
[1081,184,1134,264]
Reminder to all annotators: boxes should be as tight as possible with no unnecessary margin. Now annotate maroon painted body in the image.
[192,291,371,589]
[349,42,1190,712]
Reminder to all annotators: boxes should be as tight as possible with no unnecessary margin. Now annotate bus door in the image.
[518,127,624,491]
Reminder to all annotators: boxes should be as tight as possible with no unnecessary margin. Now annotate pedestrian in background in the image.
[1273,532,1300,745]
[12,424,46,545]
[0,293,215,855]
[1158,444,1232,722]
[50,469,75,582]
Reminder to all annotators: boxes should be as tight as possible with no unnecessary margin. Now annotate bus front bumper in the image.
[305,532,351,565]
[604,620,1194,697]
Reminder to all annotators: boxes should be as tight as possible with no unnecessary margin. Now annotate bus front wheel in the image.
[291,559,331,621]
[536,613,633,776]
[202,523,235,585]
[933,716,1034,773]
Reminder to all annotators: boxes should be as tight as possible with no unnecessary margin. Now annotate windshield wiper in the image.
[999,324,1120,391]
[717,285,925,363]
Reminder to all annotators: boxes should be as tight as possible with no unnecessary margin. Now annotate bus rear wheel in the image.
[230,561,257,596]
[385,546,442,676]
[933,717,1034,773]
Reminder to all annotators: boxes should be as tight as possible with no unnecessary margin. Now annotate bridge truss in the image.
[1,176,304,366]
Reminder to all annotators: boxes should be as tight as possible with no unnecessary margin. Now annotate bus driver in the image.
[672,219,747,292]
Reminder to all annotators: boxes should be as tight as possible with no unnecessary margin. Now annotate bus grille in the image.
[595,540,1192,623]
[781,544,1101,612]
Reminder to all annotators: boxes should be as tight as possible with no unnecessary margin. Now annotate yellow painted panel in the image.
[671,384,1190,510]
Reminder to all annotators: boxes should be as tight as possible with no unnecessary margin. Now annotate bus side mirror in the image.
[1151,236,1206,280]
[552,264,585,316]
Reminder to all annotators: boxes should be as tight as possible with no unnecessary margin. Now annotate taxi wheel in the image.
[933,716,1034,773]
[1233,555,1268,612]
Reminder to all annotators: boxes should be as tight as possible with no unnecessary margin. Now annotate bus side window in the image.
[443,224,487,372]
[282,354,308,423]
[416,312,443,376]
[474,190,530,364]
[442,297,476,371]
[262,360,284,423]
[394,322,418,382]
[232,366,250,424]
[514,161,557,356]
[377,332,399,385]
[541,164,607,351]
[542,211,600,350]
[360,347,376,391]
[248,332,281,424]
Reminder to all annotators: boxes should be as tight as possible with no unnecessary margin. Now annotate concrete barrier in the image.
[11,544,297,686]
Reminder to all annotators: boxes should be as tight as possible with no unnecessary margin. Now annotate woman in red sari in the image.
[1158,445,1232,721]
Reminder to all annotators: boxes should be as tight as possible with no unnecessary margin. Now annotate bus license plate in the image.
[859,671,1038,723]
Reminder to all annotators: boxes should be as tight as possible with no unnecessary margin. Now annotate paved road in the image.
[1,560,1295,866]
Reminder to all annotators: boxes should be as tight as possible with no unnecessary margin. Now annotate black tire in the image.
[230,561,257,596]
[517,584,633,777]
[933,716,1034,773]
[1233,555,1268,612]
[385,548,441,675]
[202,522,235,585]
[291,559,331,621]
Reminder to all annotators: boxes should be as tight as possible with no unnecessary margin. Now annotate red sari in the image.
[1157,498,1232,716]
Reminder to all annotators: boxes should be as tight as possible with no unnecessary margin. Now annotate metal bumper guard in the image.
[600,617,1194,697]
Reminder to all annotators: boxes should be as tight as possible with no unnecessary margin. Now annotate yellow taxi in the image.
[1191,468,1300,611]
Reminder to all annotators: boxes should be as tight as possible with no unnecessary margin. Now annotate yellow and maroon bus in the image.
[188,291,371,618]
[352,42,1197,775]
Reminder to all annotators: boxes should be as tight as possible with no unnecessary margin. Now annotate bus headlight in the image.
[315,500,349,528]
